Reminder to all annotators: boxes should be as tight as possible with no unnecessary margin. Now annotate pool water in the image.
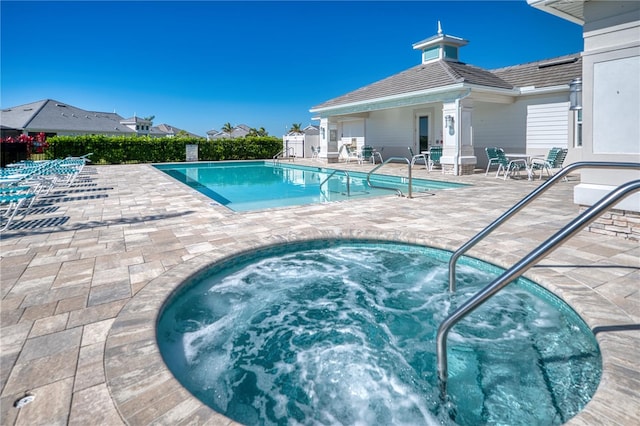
[157,240,601,425]
[154,161,468,211]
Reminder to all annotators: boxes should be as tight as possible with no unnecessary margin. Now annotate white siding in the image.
[526,102,569,150]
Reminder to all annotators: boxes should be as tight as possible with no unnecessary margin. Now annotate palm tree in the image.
[222,122,234,138]
[289,123,302,134]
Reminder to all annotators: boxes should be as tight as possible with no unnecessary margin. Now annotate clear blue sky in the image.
[1,1,583,137]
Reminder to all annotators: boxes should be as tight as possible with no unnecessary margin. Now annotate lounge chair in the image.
[0,191,35,232]
[428,146,443,171]
[408,147,428,169]
[485,147,501,176]
[530,148,568,180]
[495,148,527,180]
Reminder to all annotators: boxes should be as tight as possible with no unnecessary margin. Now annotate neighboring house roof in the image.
[311,53,581,112]
[1,99,135,134]
[150,123,202,138]
[207,124,252,138]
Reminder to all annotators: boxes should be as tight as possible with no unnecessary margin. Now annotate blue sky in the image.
[1,1,583,137]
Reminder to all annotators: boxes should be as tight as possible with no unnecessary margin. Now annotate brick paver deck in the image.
[1,161,638,425]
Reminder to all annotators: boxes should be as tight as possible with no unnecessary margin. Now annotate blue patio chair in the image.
[530,147,568,180]
[485,147,501,176]
[0,191,35,232]
[359,145,375,165]
[428,146,443,171]
[495,148,527,180]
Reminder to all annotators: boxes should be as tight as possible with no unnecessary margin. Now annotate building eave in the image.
[527,0,585,25]
[310,84,472,117]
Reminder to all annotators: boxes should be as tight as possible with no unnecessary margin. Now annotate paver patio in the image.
[1,160,638,425]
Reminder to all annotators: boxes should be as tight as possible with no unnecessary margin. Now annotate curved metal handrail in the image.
[448,161,640,292]
[366,157,412,198]
[437,177,640,398]
[320,169,351,197]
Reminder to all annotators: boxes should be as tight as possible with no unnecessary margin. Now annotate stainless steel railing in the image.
[437,162,640,399]
[366,157,412,198]
[448,161,640,292]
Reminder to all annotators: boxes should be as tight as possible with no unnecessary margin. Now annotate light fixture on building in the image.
[445,115,455,135]
[569,78,582,111]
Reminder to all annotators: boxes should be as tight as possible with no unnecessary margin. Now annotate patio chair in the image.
[428,146,442,171]
[373,147,384,164]
[341,144,360,163]
[495,148,527,180]
[408,147,428,169]
[311,146,320,160]
[530,147,568,180]
[485,147,501,176]
[359,145,375,165]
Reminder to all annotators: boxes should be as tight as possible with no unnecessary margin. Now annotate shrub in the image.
[45,135,282,164]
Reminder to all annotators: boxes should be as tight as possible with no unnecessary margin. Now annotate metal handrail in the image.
[320,169,351,197]
[437,177,640,398]
[273,147,294,164]
[366,157,412,198]
[448,161,640,292]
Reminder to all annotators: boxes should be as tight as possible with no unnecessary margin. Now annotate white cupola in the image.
[412,21,468,64]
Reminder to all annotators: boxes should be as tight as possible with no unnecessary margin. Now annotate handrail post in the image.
[366,156,412,197]
[438,177,640,398]
[448,161,640,292]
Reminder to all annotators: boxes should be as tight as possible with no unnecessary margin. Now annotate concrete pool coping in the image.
[0,161,638,424]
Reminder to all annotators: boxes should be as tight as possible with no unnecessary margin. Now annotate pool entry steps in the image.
[437,161,640,398]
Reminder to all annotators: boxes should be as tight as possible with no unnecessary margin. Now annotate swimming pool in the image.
[154,161,468,211]
[157,240,601,425]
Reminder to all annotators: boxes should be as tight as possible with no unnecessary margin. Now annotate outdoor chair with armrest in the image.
[428,146,442,171]
[408,147,428,169]
[485,147,501,176]
[359,145,375,165]
[495,148,528,180]
[530,147,568,180]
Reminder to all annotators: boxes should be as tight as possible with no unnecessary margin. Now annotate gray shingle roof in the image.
[1,99,135,134]
[491,53,582,89]
[311,60,513,111]
[311,53,582,111]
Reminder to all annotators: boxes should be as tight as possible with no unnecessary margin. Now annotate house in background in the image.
[206,124,251,140]
[310,24,582,174]
[528,0,639,239]
[0,99,202,138]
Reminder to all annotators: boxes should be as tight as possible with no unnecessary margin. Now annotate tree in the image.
[289,123,302,134]
[144,115,155,122]
[222,122,234,138]
[249,127,269,137]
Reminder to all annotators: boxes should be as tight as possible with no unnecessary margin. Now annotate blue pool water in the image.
[157,240,601,426]
[154,161,467,211]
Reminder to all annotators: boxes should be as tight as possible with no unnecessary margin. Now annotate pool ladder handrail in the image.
[320,169,351,197]
[273,147,295,164]
[448,161,640,292]
[438,161,640,399]
[366,157,412,198]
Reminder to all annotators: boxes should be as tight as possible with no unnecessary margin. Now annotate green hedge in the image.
[46,135,283,164]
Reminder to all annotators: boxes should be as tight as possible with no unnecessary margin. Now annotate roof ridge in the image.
[437,61,465,83]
